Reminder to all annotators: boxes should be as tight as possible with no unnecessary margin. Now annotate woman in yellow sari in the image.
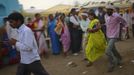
[86,12,107,66]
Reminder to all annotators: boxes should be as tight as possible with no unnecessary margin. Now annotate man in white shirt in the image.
[69,8,82,55]
[122,9,131,38]
[8,12,49,75]
[79,12,90,59]
[123,9,131,27]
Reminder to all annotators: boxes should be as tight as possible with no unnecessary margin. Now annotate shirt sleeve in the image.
[15,29,36,52]
[70,16,79,25]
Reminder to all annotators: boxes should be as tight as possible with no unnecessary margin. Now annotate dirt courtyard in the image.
[0,38,134,75]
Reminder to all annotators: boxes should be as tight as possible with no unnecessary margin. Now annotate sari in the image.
[0,25,19,65]
[33,20,48,55]
[86,19,106,62]
[48,19,61,54]
[60,22,70,53]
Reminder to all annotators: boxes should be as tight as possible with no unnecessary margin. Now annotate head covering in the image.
[80,13,88,17]
[75,9,80,12]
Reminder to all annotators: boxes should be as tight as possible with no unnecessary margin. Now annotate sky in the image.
[18,0,89,10]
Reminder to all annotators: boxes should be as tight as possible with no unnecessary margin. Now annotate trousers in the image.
[16,60,49,75]
[106,38,122,67]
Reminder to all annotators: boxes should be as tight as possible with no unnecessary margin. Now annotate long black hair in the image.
[88,11,98,19]
[48,14,54,21]
[59,13,65,22]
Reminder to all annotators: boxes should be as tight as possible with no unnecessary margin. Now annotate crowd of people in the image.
[0,3,134,75]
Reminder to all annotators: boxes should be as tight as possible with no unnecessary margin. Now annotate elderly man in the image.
[105,5,128,72]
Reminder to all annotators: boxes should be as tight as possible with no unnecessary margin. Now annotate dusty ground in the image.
[0,37,134,75]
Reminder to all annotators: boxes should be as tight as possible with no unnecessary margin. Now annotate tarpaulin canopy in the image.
[81,0,132,8]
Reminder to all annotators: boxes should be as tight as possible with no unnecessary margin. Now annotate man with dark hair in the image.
[105,5,127,72]
[69,8,82,55]
[8,12,49,75]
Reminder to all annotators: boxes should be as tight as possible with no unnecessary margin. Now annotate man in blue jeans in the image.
[105,5,128,72]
